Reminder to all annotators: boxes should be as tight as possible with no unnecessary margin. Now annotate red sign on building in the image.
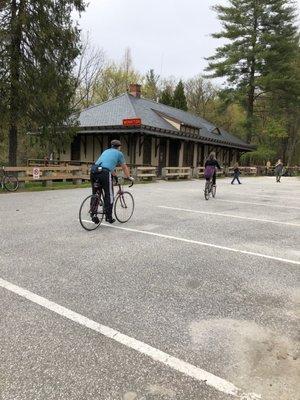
[123,118,142,127]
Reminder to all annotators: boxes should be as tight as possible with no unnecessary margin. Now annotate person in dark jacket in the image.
[274,159,284,182]
[231,163,242,184]
[204,152,221,185]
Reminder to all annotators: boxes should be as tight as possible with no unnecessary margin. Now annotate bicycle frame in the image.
[94,180,133,204]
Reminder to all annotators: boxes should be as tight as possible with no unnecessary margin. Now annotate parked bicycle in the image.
[79,178,134,231]
[204,178,216,200]
[1,166,19,192]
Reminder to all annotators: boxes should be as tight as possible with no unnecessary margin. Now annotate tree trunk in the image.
[246,83,255,143]
[8,0,25,166]
[246,5,258,144]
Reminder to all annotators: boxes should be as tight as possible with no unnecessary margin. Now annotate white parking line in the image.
[216,199,300,210]
[103,224,300,266]
[0,278,261,400]
[158,206,300,227]
[236,193,299,202]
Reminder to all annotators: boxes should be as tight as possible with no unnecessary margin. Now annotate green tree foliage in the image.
[159,86,173,106]
[172,80,188,111]
[206,0,299,144]
[142,69,160,101]
[0,0,85,165]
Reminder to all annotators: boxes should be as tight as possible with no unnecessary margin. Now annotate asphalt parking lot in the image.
[0,176,299,400]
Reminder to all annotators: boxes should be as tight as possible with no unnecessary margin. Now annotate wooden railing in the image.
[132,166,157,181]
[3,164,300,188]
[4,166,87,186]
[227,166,257,175]
[161,167,192,180]
[193,167,224,178]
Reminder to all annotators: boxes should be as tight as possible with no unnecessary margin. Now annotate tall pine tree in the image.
[0,0,86,165]
[206,0,299,143]
[172,80,188,111]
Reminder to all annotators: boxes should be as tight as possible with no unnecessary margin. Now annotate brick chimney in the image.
[129,83,141,98]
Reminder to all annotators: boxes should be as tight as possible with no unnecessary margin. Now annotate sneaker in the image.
[105,215,116,224]
[92,215,100,224]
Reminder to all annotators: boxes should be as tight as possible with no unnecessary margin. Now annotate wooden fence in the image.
[3,164,300,187]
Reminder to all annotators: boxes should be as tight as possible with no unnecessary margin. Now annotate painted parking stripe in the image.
[216,199,300,210]
[103,224,300,266]
[0,277,261,400]
[158,206,300,227]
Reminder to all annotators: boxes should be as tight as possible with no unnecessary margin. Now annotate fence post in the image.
[161,167,167,180]
[192,167,199,179]
[72,168,82,185]
[42,170,53,187]
[17,170,26,188]
[132,167,138,181]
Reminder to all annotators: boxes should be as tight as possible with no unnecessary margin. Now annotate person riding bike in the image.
[90,139,134,224]
[204,152,221,186]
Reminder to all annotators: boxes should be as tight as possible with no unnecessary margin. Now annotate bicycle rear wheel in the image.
[204,182,210,200]
[4,175,19,192]
[212,184,216,198]
[114,191,134,223]
[79,194,104,231]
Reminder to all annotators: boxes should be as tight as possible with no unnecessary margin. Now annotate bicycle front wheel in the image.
[4,175,19,192]
[114,191,134,223]
[204,182,210,200]
[79,194,104,231]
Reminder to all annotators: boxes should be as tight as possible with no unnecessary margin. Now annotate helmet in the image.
[111,139,121,148]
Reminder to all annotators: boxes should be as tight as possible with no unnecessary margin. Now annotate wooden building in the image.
[60,84,253,172]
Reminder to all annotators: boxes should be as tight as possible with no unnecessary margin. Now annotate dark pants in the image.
[91,169,114,219]
[276,173,282,182]
[231,174,241,184]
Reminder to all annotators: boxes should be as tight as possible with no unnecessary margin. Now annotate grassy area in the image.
[0,178,153,193]
[9,181,92,193]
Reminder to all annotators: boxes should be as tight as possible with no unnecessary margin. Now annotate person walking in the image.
[266,160,271,175]
[274,159,284,182]
[231,163,242,184]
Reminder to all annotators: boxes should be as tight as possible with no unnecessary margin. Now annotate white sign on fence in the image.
[32,167,40,180]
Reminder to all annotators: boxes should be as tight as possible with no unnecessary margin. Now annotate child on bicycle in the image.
[204,152,221,185]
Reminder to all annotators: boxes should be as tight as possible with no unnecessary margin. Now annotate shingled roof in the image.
[78,93,253,151]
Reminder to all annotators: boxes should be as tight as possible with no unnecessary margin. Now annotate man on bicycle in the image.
[204,151,221,186]
[90,139,133,224]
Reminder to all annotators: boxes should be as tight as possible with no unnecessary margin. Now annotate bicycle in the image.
[204,178,216,200]
[79,178,135,231]
[1,166,19,192]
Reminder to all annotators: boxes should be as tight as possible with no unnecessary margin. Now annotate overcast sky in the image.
[78,0,300,80]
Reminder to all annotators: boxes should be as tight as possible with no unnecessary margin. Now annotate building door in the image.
[143,136,152,165]
[169,140,180,167]
[158,139,167,175]
[183,142,194,167]
[71,135,81,161]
